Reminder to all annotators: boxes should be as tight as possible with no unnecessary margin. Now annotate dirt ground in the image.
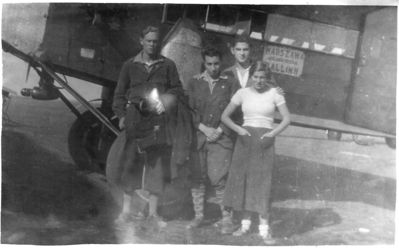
[1,96,396,245]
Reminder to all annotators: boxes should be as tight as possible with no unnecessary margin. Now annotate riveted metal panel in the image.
[345,7,396,134]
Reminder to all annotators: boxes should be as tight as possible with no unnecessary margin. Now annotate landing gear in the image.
[68,109,118,172]
[67,109,192,219]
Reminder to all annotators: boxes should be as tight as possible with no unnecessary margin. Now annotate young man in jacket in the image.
[223,35,283,90]
[186,46,240,233]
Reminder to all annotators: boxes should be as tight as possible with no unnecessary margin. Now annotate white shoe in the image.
[259,224,276,245]
[232,226,250,236]
[232,219,251,236]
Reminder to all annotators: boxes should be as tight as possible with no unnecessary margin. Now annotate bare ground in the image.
[1,96,396,245]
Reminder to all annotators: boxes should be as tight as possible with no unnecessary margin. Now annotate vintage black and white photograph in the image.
[1,1,397,246]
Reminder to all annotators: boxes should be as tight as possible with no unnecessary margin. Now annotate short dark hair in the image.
[201,46,222,60]
[141,26,160,38]
[232,35,251,47]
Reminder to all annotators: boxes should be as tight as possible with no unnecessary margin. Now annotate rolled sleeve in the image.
[274,89,286,106]
[230,89,243,106]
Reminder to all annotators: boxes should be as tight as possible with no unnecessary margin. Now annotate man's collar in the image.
[197,71,228,81]
[235,62,251,71]
[133,51,164,65]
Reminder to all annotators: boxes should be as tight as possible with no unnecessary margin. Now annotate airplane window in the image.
[202,6,266,39]
[185,5,207,24]
[237,9,251,22]
[163,4,185,23]
[265,14,359,58]
[251,12,267,40]
[204,5,240,34]
[162,4,267,41]
[207,5,238,27]
[234,9,252,36]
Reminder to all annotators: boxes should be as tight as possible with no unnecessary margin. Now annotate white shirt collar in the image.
[236,67,250,88]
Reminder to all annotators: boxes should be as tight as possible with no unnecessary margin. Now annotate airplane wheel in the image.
[327,130,342,141]
[70,111,191,219]
[385,137,396,149]
[68,110,118,173]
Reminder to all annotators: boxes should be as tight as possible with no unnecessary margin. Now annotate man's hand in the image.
[207,127,223,142]
[204,127,219,142]
[199,124,221,142]
[276,87,285,95]
[155,101,165,115]
[119,116,126,130]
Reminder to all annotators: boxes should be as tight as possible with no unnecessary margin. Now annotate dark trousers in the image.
[191,134,233,191]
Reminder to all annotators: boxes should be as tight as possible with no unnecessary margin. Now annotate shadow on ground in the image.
[1,129,395,245]
[272,155,396,210]
[1,129,118,244]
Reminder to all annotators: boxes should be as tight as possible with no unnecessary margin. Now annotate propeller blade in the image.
[25,63,31,82]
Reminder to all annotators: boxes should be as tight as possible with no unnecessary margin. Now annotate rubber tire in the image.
[68,110,117,173]
[327,130,342,141]
[69,110,191,219]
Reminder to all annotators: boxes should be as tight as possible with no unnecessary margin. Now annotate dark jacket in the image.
[222,64,252,88]
[186,72,240,148]
[113,52,183,119]
[111,52,193,179]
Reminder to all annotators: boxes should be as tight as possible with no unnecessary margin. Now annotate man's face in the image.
[231,42,250,64]
[140,31,159,56]
[204,55,221,79]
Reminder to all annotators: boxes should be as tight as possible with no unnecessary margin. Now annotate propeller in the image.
[25,63,31,82]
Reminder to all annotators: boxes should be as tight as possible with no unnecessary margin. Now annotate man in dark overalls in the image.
[186,47,240,233]
[107,26,192,226]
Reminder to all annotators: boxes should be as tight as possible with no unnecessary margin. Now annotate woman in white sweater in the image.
[221,61,291,244]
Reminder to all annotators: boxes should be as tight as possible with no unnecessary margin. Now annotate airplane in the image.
[2,3,396,219]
